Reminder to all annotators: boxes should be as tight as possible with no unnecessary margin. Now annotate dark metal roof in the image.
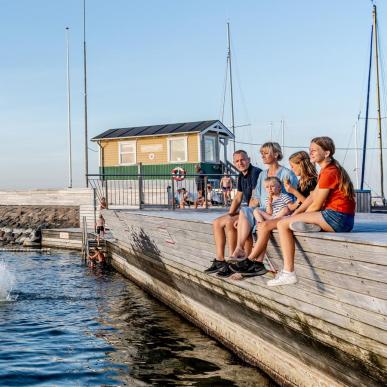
[91,120,233,141]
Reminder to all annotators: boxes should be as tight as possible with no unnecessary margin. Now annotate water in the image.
[0,261,15,301]
[0,251,274,386]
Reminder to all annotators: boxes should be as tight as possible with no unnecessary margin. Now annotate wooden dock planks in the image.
[104,209,387,386]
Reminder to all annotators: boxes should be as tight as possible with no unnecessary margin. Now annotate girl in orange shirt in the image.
[267,136,355,286]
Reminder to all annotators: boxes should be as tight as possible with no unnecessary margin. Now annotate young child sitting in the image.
[253,177,292,223]
[194,190,205,208]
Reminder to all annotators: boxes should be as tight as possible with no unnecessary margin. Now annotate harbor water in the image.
[0,251,274,386]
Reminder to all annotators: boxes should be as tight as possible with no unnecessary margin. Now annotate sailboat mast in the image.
[83,0,89,187]
[360,26,373,190]
[373,5,385,203]
[227,22,236,153]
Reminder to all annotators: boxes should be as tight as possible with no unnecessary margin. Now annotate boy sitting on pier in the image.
[253,177,292,222]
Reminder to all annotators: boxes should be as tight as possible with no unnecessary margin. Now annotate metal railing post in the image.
[137,163,143,209]
[171,176,176,210]
[104,179,109,208]
[204,175,208,208]
[93,188,97,230]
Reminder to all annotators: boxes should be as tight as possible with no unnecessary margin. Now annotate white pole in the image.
[269,121,273,141]
[281,119,285,155]
[354,121,359,190]
[65,27,73,188]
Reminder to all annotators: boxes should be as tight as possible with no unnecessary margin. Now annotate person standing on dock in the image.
[204,150,261,275]
[95,214,106,246]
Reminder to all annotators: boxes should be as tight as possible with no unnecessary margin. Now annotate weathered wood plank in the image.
[270,232,387,265]
[109,241,387,384]
[111,253,369,387]
[105,210,387,385]
[109,236,387,356]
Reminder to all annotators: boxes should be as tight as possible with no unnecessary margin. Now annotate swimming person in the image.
[268,136,355,286]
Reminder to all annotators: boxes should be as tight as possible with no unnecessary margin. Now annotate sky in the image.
[1,0,387,196]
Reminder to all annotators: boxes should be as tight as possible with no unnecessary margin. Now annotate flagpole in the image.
[65,27,73,188]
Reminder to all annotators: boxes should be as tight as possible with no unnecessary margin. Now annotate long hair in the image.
[289,150,317,191]
[311,136,355,198]
[260,142,283,161]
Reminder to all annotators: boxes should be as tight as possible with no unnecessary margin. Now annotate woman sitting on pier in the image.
[229,150,317,277]
[267,136,355,286]
[220,143,297,278]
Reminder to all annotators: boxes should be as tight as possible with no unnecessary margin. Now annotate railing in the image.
[81,216,88,260]
[87,173,238,209]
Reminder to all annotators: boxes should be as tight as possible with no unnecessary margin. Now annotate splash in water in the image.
[0,260,15,301]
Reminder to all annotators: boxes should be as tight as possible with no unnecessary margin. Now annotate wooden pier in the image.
[98,209,386,386]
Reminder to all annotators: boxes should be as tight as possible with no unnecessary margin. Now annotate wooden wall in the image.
[103,209,387,387]
[99,133,200,167]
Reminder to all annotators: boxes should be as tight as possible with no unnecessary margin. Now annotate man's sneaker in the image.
[229,259,267,277]
[229,258,251,272]
[290,221,321,233]
[267,270,298,286]
[204,259,227,274]
[226,255,247,263]
[216,263,233,277]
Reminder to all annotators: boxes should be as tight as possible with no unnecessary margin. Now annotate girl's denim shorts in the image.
[321,209,354,232]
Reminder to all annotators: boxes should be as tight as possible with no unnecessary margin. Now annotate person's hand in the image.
[233,220,239,229]
[284,178,294,194]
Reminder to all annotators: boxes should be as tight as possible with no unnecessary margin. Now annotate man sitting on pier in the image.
[204,150,261,276]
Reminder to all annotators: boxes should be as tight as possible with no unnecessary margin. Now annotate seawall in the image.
[0,188,96,228]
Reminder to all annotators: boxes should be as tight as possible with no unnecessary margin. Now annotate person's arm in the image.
[88,251,98,260]
[275,206,291,218]
[266,195,273,215]
[250,173,263,208]
[306,187,330,212]
[248,197,259,207]
[284,181,307,203]
[228,191,243,215]
[293,191,314,215]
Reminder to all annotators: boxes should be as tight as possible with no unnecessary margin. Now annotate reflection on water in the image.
[0,251,274,386]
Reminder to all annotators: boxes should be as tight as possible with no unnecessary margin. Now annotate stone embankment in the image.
[0,206,79,248]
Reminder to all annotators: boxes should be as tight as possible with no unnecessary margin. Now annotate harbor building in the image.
[91,120,235,177]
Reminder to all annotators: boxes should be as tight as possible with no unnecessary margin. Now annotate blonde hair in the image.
[260,142,283,161]
[289,150,317,191]
[311,136,355,199]
[264,176,282,187]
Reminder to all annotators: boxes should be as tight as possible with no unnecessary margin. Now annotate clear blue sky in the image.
[1,0,386,195]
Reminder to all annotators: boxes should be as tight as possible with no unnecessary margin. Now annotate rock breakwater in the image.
[0,206,79,247]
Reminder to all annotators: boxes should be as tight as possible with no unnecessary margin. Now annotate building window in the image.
[204,136,216,162]
[119,141,136,165]
[168,137,187,162]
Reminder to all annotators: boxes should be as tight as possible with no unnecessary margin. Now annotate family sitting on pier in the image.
[205,137,355,286]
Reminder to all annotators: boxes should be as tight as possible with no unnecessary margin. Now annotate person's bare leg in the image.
[277,212,332,272]
[225,216,238,257]
[212,214,238,261]
[248,219,280,261]
[244,234,253,256]
[232,211,252,257]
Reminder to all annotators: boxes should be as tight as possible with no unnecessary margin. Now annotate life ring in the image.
[171,167,186,181]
